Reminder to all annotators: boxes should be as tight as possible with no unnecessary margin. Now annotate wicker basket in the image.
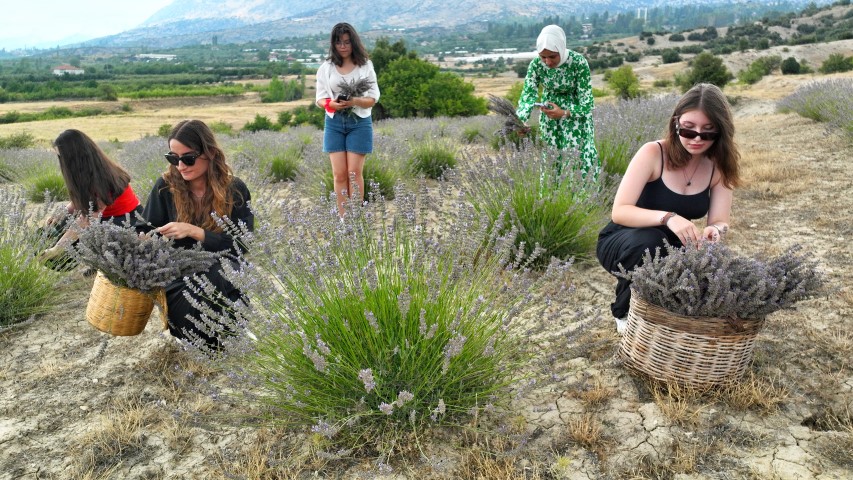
[86,271,162,336]
[618,294,765,387]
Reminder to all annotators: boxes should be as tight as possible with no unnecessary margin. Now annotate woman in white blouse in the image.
[315,22,381,215]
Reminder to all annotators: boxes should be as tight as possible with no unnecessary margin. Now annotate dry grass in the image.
[209,427,319,479]
[717,371,789,413]
[565,413,608,458]
[568,377,615,408]
[739,147,812,199]
[649,382,705,427]
[455,433,547,480]
[72,397,150,477]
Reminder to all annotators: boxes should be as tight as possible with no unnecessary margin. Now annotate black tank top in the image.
[636,142,713,220]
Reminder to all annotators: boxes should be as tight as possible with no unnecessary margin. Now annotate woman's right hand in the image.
[330,99,350,110]
[666,215,701,247]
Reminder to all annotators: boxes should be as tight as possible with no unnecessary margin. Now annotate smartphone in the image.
[336,94,351,101]
[534,102,553,109]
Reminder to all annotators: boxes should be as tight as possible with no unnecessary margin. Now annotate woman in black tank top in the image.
[596,84,742,333]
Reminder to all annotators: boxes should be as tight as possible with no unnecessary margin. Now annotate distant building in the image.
[135,54,177,61]
[269,52,280,62]
[52,64,84,75]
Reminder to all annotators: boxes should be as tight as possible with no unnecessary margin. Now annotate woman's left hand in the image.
[542,102,565,120]
[156,222,204,242]
[703,225,723,243]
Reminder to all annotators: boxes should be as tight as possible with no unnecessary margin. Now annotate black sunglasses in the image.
[676,125,720,141]
[164,152,201,166]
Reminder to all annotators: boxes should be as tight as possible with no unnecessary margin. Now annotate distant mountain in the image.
[77,0,831,49]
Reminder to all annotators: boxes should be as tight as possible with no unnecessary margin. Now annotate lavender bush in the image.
[228,128,320,183]
[458,144,616,268]
[594,94,679,175]
[409,138,458,179]
[297,125,407,201]
[777,79,853,141]
[190,183,569,443]
[620,242,823,319]
[69,219,219,293]
[1,148,70,203]
[0,188,64,326]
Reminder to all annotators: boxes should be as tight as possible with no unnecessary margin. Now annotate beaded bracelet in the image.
[660,211,677,225]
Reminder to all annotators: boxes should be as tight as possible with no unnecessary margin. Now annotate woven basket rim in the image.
[629,290,764,332]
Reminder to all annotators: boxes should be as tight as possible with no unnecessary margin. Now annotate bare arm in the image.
[611,142,668,227]
[702,173,733,242]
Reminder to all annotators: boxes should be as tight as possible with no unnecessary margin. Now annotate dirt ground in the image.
[1,68,852,478]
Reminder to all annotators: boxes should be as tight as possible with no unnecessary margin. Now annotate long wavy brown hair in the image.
[327,22,369,67]
[663,83,741,189]
[163,119,234,232]
[53,129,131,212]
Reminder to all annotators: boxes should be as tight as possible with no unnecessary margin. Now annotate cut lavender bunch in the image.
[487,94,527,137]
[619,243,823,319]
[336,77,374,99]
[69,218,220,293]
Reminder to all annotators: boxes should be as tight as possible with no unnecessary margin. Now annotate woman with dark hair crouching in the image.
[144,119,254,347]
[41,129,143,265]
[596,83,741,334]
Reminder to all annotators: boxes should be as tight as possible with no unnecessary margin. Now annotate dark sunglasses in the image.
[676,125,719,141]
[164,152,201,166]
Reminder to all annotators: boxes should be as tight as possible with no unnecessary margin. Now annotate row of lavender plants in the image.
[0,97,669,453]
[777,78,853,141]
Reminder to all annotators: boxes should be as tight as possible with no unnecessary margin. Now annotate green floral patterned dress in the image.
[516,51,600,177]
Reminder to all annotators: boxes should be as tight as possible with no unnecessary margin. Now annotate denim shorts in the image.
[323,112,373,154]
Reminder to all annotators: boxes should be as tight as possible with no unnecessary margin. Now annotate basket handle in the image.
[154,289,169,331]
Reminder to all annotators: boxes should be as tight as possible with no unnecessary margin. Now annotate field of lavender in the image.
[0,77,852,479]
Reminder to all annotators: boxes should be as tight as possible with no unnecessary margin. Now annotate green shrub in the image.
[679,52,732,91]
[157,124,172,137]
[819,53,853,74]
[26,172,69,202]
[209,121,234,136]
[505,82,523,105]
[277,110,293,128]
[322,159,397,201]
[0,189,64,326]
[0,132,36,149]
[243,114,279,132]
[661,49,682,64]
[192,186,554,442]
[781,57,802,75]
[607,65,641,99]
[461,145,615,267]
[409,140,457,179]
[462,126,484,143]
[292,104,326,129]
[269,144,302,182]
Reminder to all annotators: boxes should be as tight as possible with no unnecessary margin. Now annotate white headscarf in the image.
[536,25,567,67]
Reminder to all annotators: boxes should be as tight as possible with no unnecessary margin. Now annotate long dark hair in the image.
[327,22,369,67]
[163,119,234,231]
[664,83,741,189]
[53,129,131,213]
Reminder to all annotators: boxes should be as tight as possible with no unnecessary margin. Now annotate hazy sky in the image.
[0,0,174,50]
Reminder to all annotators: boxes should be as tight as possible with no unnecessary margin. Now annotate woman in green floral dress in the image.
[516,25,600,178]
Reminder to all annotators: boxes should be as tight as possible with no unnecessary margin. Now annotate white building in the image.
[52,64,84,75]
